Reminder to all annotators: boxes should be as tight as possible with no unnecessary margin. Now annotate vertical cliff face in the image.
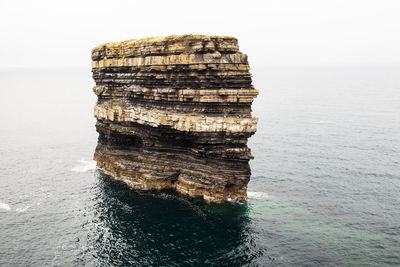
[91,35,258,202]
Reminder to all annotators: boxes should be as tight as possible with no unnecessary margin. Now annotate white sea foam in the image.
[16,205,31,213]
[71,160,97,172]
[311,120,332,124]
[0,202,11,211]
[247,191,269,200]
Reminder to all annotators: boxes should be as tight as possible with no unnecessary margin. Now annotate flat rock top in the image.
[93,34,237,50]
[92,34,240,60]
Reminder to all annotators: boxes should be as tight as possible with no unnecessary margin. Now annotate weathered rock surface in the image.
[92,35,258,202]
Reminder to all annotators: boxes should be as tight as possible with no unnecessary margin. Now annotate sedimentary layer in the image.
[92,35,258,202]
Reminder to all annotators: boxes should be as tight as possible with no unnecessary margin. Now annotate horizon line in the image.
[1,61,400,71]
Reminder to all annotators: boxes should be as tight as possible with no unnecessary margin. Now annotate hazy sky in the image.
[1,0,399,68]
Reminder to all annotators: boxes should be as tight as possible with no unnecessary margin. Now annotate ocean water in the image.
[0,65,399,266]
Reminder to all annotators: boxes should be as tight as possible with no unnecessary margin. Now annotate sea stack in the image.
[91,35,258,202]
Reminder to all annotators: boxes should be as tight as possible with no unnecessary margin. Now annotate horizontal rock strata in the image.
[92,35,258,202]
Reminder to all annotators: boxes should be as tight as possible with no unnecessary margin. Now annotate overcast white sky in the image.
[1,0,399,68]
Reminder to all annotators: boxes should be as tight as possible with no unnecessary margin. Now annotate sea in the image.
[0,65,399,266]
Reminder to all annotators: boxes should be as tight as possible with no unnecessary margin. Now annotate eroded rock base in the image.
[94,120,250,202]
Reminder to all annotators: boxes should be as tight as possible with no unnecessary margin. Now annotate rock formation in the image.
[91,35,258,202]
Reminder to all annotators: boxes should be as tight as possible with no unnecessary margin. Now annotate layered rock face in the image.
[91,35,258,202]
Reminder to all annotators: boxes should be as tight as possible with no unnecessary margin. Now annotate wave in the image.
[0,202,11,211]
[71,159,97,172]
[247,191,269,200]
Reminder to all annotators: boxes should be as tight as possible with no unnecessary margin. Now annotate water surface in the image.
[0,65,399,266]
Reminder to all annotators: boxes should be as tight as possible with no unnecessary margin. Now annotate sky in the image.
[0,0,399,68]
